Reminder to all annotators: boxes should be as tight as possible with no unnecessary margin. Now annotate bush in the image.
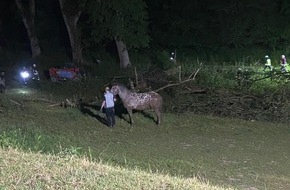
[154,50,174,70]
[130,50,152,72]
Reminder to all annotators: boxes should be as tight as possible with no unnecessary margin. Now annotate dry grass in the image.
[0,148,234,190]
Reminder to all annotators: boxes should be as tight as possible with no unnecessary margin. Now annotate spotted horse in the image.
[110,84,163,126]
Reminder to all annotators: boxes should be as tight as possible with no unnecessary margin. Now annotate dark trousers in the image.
[105,107,115,127]
[281,65,287,72]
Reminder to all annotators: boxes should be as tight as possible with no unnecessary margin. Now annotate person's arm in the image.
[100,100,105,111]
[101,101,105,109]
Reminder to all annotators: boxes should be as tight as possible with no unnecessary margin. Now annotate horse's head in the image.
[110,85,119,95]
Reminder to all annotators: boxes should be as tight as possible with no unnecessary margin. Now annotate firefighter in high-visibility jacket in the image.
[264,55,272,71]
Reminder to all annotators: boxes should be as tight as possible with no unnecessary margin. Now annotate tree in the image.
[115,37,131,69]
[15,0,41,58]
[59,0,86,65]
[87,0,149,68]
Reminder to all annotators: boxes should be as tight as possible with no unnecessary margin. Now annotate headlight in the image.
[21,71,30,79]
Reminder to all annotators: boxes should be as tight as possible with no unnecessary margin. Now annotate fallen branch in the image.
[134,67,139,86]
[47,97,79,108]
[154,67,201,92]
[10,99,22,107]
[178,66,181,82]
[251,72,290,83]
[129,78,135,92]
[66,99,76,107]
[33,98,57,104]
[47,103,61,108]
[181,84,206,93]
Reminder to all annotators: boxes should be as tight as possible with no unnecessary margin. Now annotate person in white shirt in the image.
[100,86,116,127]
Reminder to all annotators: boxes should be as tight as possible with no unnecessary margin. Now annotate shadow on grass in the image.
[114,102,128,121]
[79,103,107,126]
[140,111,157,125]
[79,102,157,126]
[116,103,158,125]
[79,102,130,126]
[115,103,157,125]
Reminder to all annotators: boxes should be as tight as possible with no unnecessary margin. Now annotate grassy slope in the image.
[0,148,233,190]
[0,85,290,189]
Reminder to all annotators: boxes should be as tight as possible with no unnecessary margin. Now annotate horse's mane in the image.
[114,83,130,93]
[114,83,157,94]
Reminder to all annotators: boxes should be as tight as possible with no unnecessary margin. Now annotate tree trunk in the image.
[62,16,83,65]
[59,0,83,66]
[15,0,41,58]
[115,38,131,68]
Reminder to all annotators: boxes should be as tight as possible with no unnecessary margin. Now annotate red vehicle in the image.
[49,67,82,82]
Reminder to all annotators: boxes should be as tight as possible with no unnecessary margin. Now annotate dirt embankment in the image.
[162,88,290,123]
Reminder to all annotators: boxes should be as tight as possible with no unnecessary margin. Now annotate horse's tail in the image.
[157,93,163,113]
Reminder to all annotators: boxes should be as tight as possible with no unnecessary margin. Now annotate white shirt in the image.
[104,91,114,108]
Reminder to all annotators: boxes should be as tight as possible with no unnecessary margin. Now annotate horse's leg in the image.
[127,108,134,126]
[155,109,161,126]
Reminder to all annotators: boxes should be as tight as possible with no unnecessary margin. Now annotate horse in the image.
[110,84,163,126]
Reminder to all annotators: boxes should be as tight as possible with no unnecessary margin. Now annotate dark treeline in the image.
[148,0,290,59]
[1,0,290,68]
[149,0,289,48]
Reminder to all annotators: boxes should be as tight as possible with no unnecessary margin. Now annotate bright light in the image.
[17,89,30,94]
[20,71,30,79]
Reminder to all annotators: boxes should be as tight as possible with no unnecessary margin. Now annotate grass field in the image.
[0,84,289,189]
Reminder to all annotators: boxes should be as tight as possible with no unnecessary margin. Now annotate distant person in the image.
[280,55,288,73]
[31,63,40,80]
[243,69,250,86]
[100,86,116,127]
[236,68,243,86]
[264,55,272,71]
